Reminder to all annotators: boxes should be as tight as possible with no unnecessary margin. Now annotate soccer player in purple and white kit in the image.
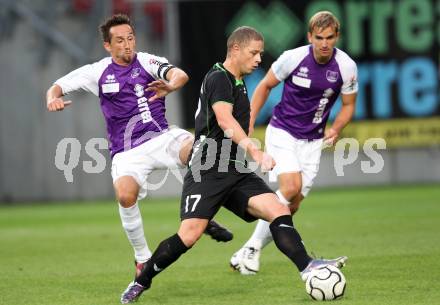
[46,14,232,279]
[231,11,356,275]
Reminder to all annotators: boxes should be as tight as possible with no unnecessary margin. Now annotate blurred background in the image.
[0,0,439,202]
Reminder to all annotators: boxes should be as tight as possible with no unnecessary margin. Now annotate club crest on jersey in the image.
[326,70,339,83]
[134,84,144,97]
[105,74,116,83]
[131,68,141,79]
[297,66,309,78]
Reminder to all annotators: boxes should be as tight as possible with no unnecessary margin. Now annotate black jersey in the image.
[188,63,250,172]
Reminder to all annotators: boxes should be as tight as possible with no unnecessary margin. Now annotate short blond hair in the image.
[226,26,264,55]
[308,11,340,34]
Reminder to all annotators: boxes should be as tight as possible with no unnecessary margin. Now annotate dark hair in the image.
[226,26,264,54]
[99,14,135,43]
[308,11,340,34]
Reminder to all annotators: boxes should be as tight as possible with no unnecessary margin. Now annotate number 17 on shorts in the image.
[184,194,201,213]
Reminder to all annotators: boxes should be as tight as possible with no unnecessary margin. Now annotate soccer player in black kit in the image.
[120,26,346,304]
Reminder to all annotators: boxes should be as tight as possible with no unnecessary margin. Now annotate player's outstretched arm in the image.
[147,67,189,102]
[46,84,72,112]
[249,68,280,136]
[324,93,356,146]
[212,102,275,172]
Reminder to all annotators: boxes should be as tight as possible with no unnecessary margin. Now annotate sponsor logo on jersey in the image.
[297,66,309,78]
[149,58,164,66]
[326,70,339,83]
[102,83,119,93]
[134,84,152,123]
[323,88,335,98]
[134,84,145,98]
[347,76,357,91]
[313,88,335,124]
[292,75,311,88]
[105,74,116,83]
[131,68,141,79]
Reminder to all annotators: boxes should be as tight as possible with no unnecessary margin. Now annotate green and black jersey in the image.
[188,62,250,172]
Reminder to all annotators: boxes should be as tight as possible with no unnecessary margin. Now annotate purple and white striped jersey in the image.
[270,45,358,140]
[55,52,174,157]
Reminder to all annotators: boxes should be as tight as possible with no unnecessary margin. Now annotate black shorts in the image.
[180,169,274,222]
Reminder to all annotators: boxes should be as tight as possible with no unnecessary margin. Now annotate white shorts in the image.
[111,127,193,200]
[265,125,323,197]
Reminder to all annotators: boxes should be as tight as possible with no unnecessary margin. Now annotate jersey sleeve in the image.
[54,58,110,96]
[335,49,358,95]
[340,60,358,95]
[271,46,309,81]
[206,72,234,107]
[137,52,175,80]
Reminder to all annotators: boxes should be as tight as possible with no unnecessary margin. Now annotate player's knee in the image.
[279,204,291,215]
[267,203,290,221]
[117,191,138,207]
[281,184,301,201]
[179,231,202,247]
[178,224,204,247]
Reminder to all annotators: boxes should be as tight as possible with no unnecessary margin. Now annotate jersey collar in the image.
[214,63,244,86]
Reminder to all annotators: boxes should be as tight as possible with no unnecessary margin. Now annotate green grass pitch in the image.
[1,184,439,305]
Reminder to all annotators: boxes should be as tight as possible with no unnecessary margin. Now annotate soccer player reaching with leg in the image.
[120,25,346,304]
[46,14,233,280]
[230,11,356,275]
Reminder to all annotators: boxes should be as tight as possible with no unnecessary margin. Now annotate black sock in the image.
[269,215,311,271]
[136,233,189,287]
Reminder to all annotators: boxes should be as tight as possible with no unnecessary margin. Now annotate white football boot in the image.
[230,247,260,275]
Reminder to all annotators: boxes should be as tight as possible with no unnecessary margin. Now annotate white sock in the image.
[244,219,272,250]
[119,202,151,263]
[244,190,291,250]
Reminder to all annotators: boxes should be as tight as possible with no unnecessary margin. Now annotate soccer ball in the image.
[305,265,346,301]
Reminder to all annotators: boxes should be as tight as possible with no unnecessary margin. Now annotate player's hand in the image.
[47,98,72,112]
[323,127,339,146]
[250,149,276,172]
[146,80,175,102]
[260,151,276,172]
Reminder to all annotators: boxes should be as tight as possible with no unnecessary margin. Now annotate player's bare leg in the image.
[114,176,140,208]
[178,135,194,166]
[178,218,210,246]
[114,176,152,275]
[278,172,302,203]
[231,172,302,274]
